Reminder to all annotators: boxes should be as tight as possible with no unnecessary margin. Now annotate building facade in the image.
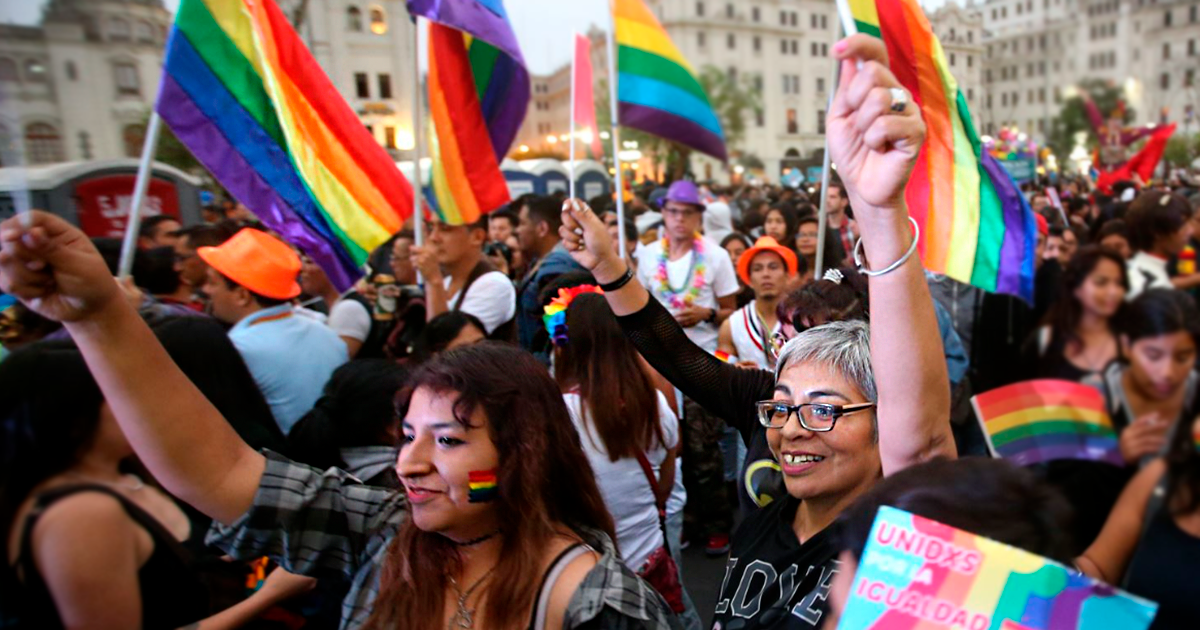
[977,0,1199,144]
[1,0,419,166]
[0,0,172,165]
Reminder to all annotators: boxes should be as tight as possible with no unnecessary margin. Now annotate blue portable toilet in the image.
[520,159,570,195]
[501,158,538,198]
[567,159,610,201]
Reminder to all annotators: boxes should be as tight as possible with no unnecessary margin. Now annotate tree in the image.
[1164,132,1199,170]
[1048,79,1135,164]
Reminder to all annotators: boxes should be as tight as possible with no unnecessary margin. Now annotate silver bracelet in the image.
[853,216,920,277]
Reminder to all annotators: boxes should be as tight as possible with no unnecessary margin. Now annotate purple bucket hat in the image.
[660,181,705,210]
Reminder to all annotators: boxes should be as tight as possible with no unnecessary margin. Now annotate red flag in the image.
[572,34,604,160]
[1096,123,1177,193]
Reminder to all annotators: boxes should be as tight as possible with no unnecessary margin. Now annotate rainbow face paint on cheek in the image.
[467,470,498,503]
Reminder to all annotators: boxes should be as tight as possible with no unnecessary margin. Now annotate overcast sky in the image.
[1,0,946,75]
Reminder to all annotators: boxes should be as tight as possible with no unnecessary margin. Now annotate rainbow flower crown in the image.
[542,285,605,347]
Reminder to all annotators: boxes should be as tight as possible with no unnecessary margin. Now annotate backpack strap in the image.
[452,260,496,312]
[527,543,590,630]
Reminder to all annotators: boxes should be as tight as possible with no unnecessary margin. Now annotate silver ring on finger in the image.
[888,87,909,114]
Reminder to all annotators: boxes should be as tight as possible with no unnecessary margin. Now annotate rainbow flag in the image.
[613,0,727,161]
[157,0,411,290]
[467,470,498,503]
[836,0,1036,301]
[408,0,528,225]
[972,380,1122,467]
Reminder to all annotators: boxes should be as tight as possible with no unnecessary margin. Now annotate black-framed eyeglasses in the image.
[755,400,877,431]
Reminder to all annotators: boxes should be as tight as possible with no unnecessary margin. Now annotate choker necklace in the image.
[451,530,501,547]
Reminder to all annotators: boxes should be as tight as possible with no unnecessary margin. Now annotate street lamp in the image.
[547,135,558,145]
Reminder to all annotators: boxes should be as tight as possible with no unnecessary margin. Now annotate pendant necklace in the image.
[447,565,496,629]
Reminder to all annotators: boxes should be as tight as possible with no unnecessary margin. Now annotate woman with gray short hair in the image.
[560,34,955,629]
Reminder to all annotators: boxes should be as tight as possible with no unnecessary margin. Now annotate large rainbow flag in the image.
[612,0,727,161]
[836,0,1037,301]
[972,379,1123,467]
[157,0,411,290]
[408,0,528,225]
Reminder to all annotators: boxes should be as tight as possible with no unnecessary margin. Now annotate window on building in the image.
[817,110,826,134]
[1013,92,1020,106]
[1164,10,1172,27]
[1038,119,1045,133]
[968,31,973,43]
[0,58,18,82]
[791,40,798,55]
[811,42,818,56]
[113,62,139,95]
[787,108,798,134]
[817,77,825,92]
[821,14,828,28]
[109,18,130,42]
[354,72,369,98]
[726,3,734,18]
[1191,5,1198,22]
[950,53,956,66]
[754,74,763,91]
[135,21,154,43]
[811,13,818,28]
[369,6,387,34]
[753,35,761,52]
[756,108,764,127]
[1185,69,1195,87]
[727,33,735,49]
[792,75,799,93]
[967,55,973,68]
[697,1,705,17]
[25,123,64,164]
[25,59,46,82]
[1054,86,1062,103]
[699,31,707,47]
[791,12,798,26]
[379,73,392,99]
[122,124,146,157]
[780,39,788,54]
[752,6,760,22]
[727,66,737,83]
[783,74,791,94]
[968,88,974,100]
[1002,93,1008,107]
[821,43,828,56]
[987,94,992,108]
[1039,87,1046,103]
[780,10,787,25]
[1161,72,1170,89]
[1017,2,1023,14]
[986,69,992,83]
[1163,43,1170,59]
[385,126,397,149]
[950,28,956,40]
[347,6,363,31]
[1189,39,1196,56]
[64,60,76,81]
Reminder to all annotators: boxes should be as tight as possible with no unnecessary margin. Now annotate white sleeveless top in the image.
[728,300,778,371]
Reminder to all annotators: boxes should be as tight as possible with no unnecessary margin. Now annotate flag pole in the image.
[817,5,856,279]
[569,31,578,200]
[117,111,163,280]
[605,24,627,259]
[411,16,424,250]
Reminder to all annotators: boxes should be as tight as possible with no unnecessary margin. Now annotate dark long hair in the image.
[796,215,845,273]
[1122,289,1200,345]
[367,343,614,630]
[286,359,408,470]
[152,317,285,453]
[0,342,104,558]
[765,204,800,252]
[1165,408,1200,517]
[1042,245,1128,353]
[554,293,664,461]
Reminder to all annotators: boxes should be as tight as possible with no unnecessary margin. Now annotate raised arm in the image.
[825,34,954,474]
[0,212,264,524]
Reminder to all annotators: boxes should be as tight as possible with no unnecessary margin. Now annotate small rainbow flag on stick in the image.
[835,0,1037,301]
[972,380,1122,467]
[408,0,529,225]
[612,0,727,161]
[467,470,498,503]
[157,0,412,290]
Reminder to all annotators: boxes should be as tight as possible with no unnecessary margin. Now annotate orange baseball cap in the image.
[737,236,798,286]
[197,228,302,300]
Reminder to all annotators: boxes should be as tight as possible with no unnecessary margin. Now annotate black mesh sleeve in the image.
[617,297,775,441]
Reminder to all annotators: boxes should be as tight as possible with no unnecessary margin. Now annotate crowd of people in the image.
[2,33,1200,630]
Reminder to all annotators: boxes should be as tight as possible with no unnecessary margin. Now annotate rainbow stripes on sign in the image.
[836,0,1037,301]
[408,0,528,225]
[467,470,498,503]
[972,380,1122,467]
[613,0,727,161]
[157,0,411,290]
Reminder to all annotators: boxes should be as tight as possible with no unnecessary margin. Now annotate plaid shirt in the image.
[208,451,681,630]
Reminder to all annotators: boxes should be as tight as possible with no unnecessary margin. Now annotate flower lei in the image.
[542,285,605,347]
[655,233,707,310]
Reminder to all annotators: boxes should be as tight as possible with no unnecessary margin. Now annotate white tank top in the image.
[728,300,778,371]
